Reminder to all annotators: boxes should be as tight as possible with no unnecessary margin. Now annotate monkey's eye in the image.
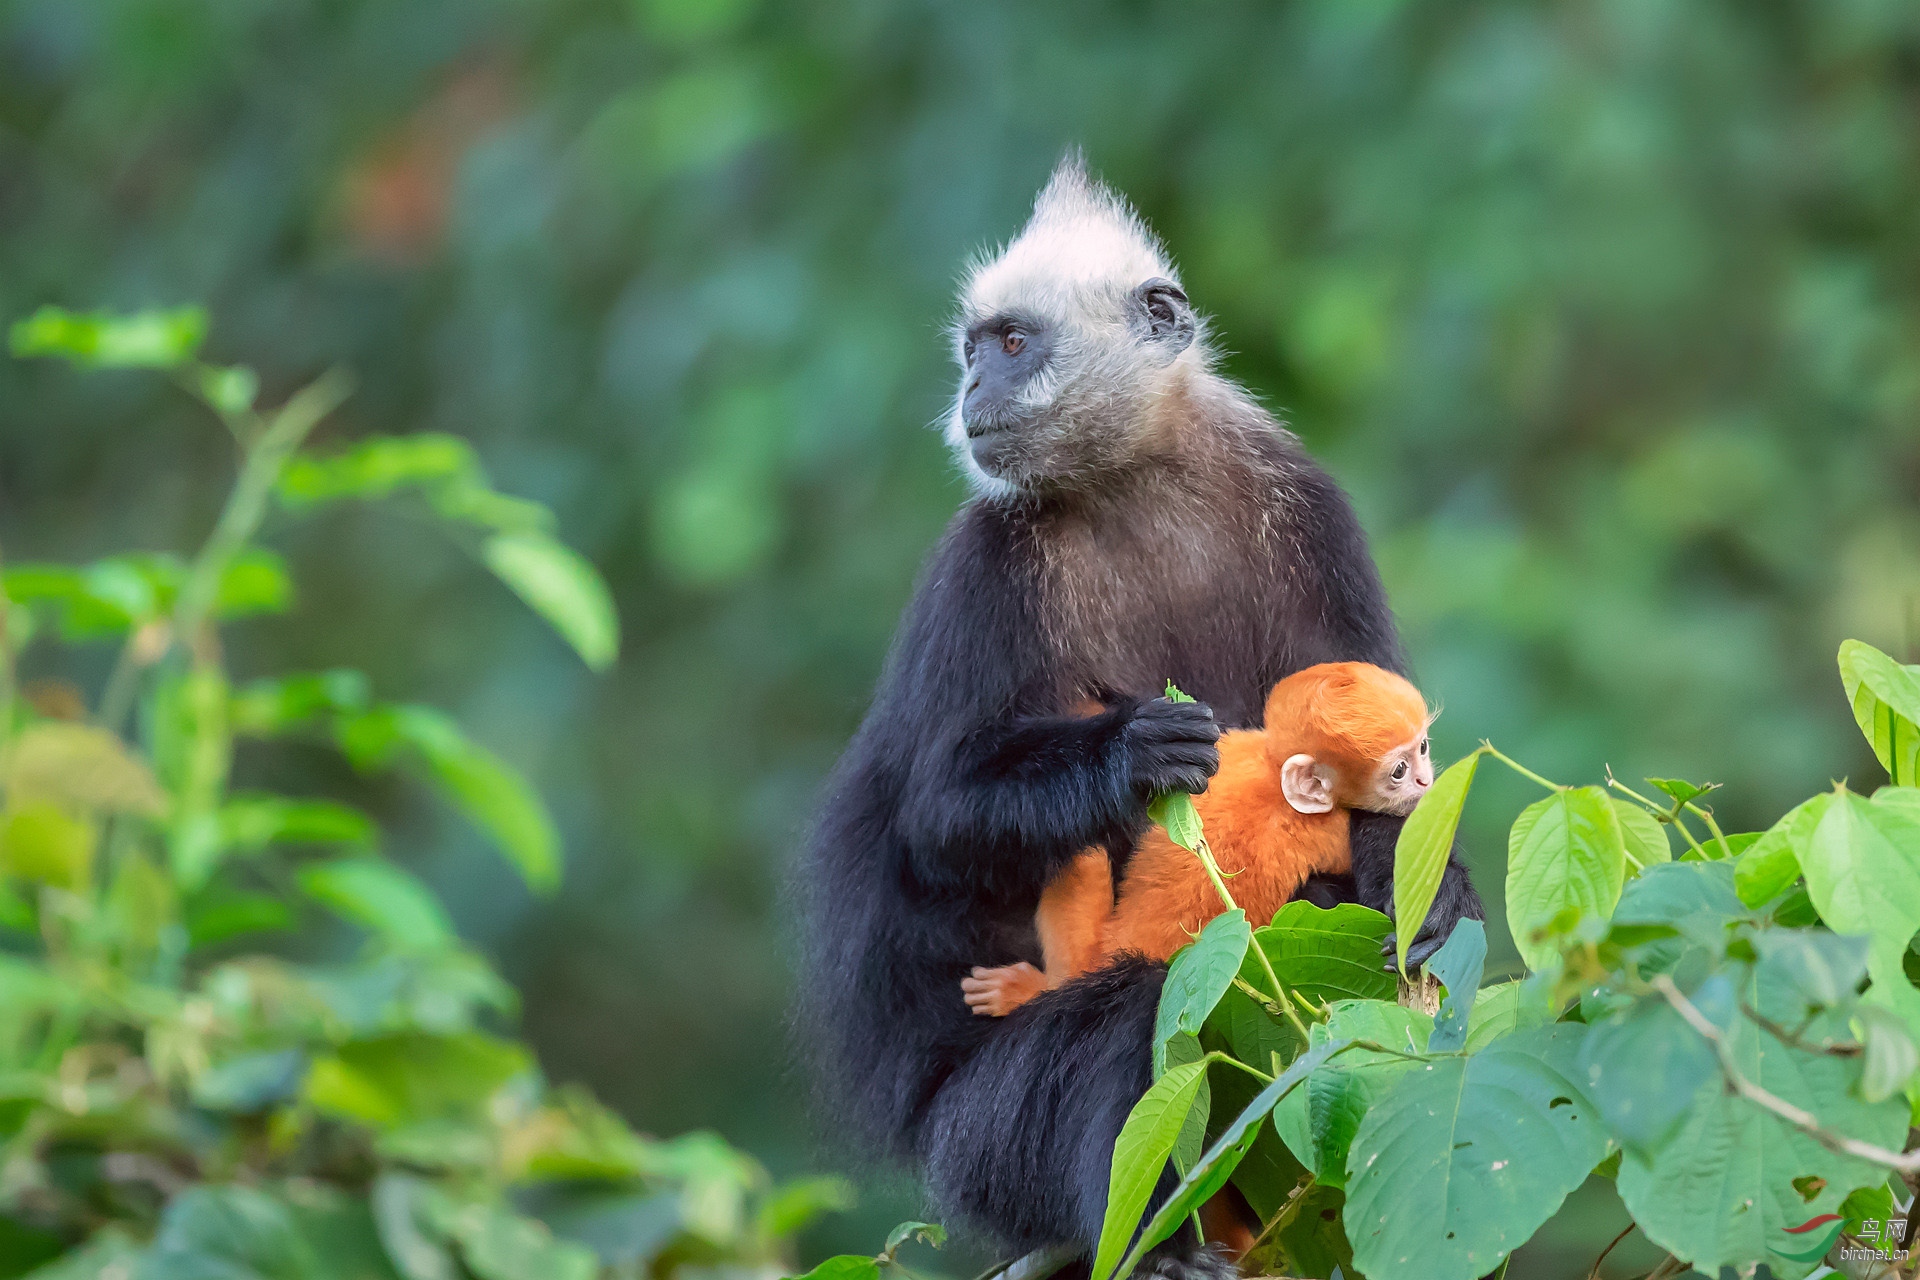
[1002,328,1025,356]
[1419,737,1429,755]
[962,338,976,365]
[1391,760,1409,782]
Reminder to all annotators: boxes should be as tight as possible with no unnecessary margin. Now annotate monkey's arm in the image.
[1347,808,1483,967]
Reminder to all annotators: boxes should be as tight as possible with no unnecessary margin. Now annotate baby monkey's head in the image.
[1262,663,1435,818]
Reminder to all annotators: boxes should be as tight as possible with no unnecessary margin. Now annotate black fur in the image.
[798,406,1481,1261]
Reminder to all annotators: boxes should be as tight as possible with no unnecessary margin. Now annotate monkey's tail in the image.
[917,954,1171,1254]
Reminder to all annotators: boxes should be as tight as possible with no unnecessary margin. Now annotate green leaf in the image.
[1270,1001,1431,1188]
[1109,1039,1342,1280]
[449,1204,598,1280]
[1393,749,1480,973]
[10,304,207,369]
[789,1259,881,1280]
[229,669,373,736]
[307,1032,530,1129]
[1503,786,1626,968]
[139,1185,318,1280]
[1611,797,1671,873]
[300,858,455,951]
[1252,901,1398,1004]
[1146,789,1203,853]
[1613,994,1907,1275]
[371,1174,459,1280]
[1424,918,1487,1052]
[1734,794,1832,907]
[1576,976,1728,1155]
[1464,980,1554,1053]
[1801,788,1920,1037]
[1839,639,1920,785]
[338,705,560,892]
[882,1221,946,1254]
[1647,776,1718,807]
[192,1049,308,1112]
[20,1231,143,1280]
[197,363,260,415]
[757,1178,856,1241]
[1,721,167,815]
[1856,1003,1919,1103]
[1153,910,1249,1074]
[0,803,97,891]
[1162,681,1196,704]
[481,532,620,671]
[221,794,376,854]
[277,434,552,534]
[1343,1026,1608,1280]
[1090,1058,1212,1280]
[216,547,293,619]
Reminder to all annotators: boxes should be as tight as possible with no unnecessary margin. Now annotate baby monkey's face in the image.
[1365,732,1434,815]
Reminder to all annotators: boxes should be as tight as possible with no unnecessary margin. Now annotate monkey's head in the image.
[1262,663,1435,818]
[946,155,1207,497]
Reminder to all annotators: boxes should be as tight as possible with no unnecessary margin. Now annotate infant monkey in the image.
[962,662,1434,1017]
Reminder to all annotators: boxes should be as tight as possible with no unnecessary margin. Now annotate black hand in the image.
[1123,697,1221,796]
[1380,928,1450,971]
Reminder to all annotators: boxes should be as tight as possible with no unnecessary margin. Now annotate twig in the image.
[1588,1222,1636,1280]
[1654,976,1920,1172]
[1606,772,1710,858]
[1483,743,1562,792]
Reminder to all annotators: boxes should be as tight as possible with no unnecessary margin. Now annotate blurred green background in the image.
[3,1,1919,1273]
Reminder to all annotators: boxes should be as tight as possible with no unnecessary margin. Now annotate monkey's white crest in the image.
[960,157,1177,323]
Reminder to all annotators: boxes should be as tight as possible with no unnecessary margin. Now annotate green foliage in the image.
[0,320,836,1280]
[1001,637,1920,1280]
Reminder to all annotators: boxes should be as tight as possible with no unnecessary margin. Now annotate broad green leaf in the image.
[757,1178,856,1241]
[1146,789,1203,852]
[1343,1026,1608,1280]
[1152,909,1249,1075]
[1734,794,1832,907]
[1611,859,1747,931]
[1394,748,1480,974]
[1109,1039,1342,1280]
[20,1231,142,1280]
[1614,997,1907,1277]
[1753,930,1868,1014]
[789,1259,880,1280]
[187,890,295,948]
[518,1185,680,1269]
[1163,1031,1209,1168]
[192,1049,308,1112]
[1576,976,1729,1155]
[1464,979,1553,1053]
[1253,901,1397,1004]
[1270,1001,1431,1188]
[338,705,559,892]
[1801,788,1920,1036]
[10,305,206,369]
[306,1032,529,1129]
[1611,797,1671,873]
[139,1185,318,1280]
[482,532,620,671]
[0,722,166,816]
[1089,1059,1211,1280]
[299,858,454,952]
[371,1174,459,1280]
[1504,786,1626,968]
[1424,918,1486,1052]
[0,803,96,890]
[220,794,376,854]
[1839,639,1920,785]
[449,1204,598,1280]
[1855,1003,1920,1103]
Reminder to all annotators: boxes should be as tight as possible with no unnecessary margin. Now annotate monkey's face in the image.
[947,279,1197,496]
[1365,732,1434,816]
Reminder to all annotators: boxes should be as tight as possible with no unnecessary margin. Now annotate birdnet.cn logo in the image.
[1780,1211,1909,1265]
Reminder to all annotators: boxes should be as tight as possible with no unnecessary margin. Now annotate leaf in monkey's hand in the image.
[1162,681,1196,704]
[1147,790,1203,853]
[1153,910,1250,1075]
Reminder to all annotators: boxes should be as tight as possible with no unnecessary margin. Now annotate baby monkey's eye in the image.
[1391,760,1409,781]
[1419,737,1429,755]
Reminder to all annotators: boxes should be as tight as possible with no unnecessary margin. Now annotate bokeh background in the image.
[4,1,1920,1274]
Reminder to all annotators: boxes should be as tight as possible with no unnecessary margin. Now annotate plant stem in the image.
[1684,800,1734,859]
[168,369,351,662]
[1606,775,1711,858]
[1654,975,1920,1173]
[1483,743,1562,792]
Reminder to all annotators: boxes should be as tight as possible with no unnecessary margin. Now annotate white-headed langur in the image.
[798,156,1482,1277]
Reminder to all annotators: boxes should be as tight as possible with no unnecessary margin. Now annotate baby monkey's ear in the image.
[1280,753,1337,814]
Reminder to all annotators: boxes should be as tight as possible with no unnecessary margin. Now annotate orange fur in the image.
[962,664,1429,1017]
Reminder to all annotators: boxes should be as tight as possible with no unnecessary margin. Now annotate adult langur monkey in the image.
[798,157,1482,1276]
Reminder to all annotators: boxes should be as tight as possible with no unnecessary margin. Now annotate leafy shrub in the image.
[0,309,846,1280]
[1064,652,1920,1280]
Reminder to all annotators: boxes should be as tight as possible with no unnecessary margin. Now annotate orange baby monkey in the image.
[961,662,1434,1017]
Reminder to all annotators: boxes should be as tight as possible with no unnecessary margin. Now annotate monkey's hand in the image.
[1122,697,1220,797]
[962,963,1049,1017]
[1380,924,1449,970]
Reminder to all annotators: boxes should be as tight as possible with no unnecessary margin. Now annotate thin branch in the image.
[1654,975,1920,1173]
[1483,743,1562,792]
[1588,1222,1637,1280]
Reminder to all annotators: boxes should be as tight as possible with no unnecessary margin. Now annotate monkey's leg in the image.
[961,963,1050,1016]
[1037,848,1113,982]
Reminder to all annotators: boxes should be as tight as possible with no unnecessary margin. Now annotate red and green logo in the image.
[1776,1213,1846,1263]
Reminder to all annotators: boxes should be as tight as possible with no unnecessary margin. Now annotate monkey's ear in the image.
[1131,278,1195,352]
[1280,754,1336,814]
